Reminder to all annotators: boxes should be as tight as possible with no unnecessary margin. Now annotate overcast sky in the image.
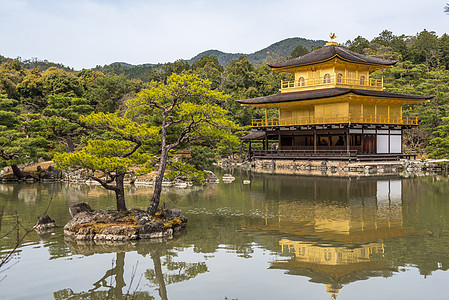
[1,0,448,70]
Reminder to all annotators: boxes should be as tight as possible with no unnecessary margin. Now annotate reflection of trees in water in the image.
[142,242,208,300]
[0,183,61,204]
[57,239,208,300]
[393,177,449,276]
[145,248,208,300]
[4,175,449,298]
[145,245,208,300]
[54,252,153,300]
[59,183,110,203]
[36,232,71,260]
[0,183,65,253]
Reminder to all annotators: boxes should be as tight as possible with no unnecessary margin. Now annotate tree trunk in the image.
[115,174,127,212]
[112,252,126,298]
[147,147,168,215]
[66,135,75,153]
[11,164,24,180]
[151,249,168,300]
[92,252,126,298]
[239,141,243,162]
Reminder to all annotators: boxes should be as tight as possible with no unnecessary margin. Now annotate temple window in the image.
[324,73,331,84]
[337,73,343,83]
[298,77,305,86]
[360,76,366,85]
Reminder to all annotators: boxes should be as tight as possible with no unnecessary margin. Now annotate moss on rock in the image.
[64,204,187,241]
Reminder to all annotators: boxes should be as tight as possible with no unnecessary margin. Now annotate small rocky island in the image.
[65,202,187,241]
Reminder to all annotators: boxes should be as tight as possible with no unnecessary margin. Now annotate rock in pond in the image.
[204,170,219,183]
[69,202,93,218]
[33,214,56,232]
[222,174,235,183]
[64,204,187,241]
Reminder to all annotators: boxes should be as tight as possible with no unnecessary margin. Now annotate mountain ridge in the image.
[188,37,327,66]
[1,36,327,80]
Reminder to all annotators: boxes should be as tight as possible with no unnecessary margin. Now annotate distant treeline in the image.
[1,29,449,166]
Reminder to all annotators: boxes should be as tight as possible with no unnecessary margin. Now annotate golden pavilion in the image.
[238,35,433,160]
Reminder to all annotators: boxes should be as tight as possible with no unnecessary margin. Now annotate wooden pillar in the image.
[374,134,377,154]
[278,131,281,150]
[384,129,388,154]
[361,130,365,154]
[265,108,268,125]
[313,129,317,153]
[346,129,350,154]
[265,135,268,151]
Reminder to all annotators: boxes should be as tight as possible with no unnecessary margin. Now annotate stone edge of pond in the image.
[1,161,220,186]
[219,159,449,177]
[64,203,187,242]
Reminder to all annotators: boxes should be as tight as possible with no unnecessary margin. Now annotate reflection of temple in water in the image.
[274,240,392,299]
[249,176,424,299]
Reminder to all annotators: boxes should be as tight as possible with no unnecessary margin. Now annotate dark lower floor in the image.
[249,150,416,161]
[242,125,411,161]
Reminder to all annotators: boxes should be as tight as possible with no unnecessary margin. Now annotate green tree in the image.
[190,55,223,89]
[221,56,256,98]
[0,60,25,100]
[54,112,158,211]
[438,34,449,70]
[0,94,20,128]
[148,60,190,83]
[126,73,236,214]
[41,95,95,152]
[76,69,104,92]
[188,145,216,170]
[345,36,370,54]
[41,67,82,97]
[290,44,309,58]
[16,68,46,112]
[0,95,49,179]
[410,30,440,71]
[85,73,136,113]
[427,116,449,158]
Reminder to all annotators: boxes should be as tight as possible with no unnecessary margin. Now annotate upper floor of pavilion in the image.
[269,41,397,93]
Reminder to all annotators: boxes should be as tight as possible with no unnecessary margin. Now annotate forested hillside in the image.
[1,29,449,179]
[91,62,155,81]
[91,37,326,81]
[344,30,449,157]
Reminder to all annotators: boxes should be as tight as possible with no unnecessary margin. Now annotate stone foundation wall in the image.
[223,159,448,177]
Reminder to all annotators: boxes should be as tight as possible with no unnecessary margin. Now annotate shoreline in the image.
[2,159,448,185]
[220,158,449,178]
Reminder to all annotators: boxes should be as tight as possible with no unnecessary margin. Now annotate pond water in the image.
[1,169,449,299]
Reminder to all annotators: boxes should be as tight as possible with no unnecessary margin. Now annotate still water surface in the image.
[1,169,449,299]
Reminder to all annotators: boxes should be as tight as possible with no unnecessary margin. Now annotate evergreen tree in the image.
[0,94,49,179]
[54,112,158,211]
[126,73,237,214]
[41,95,95,152]
[290,44,309,58]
